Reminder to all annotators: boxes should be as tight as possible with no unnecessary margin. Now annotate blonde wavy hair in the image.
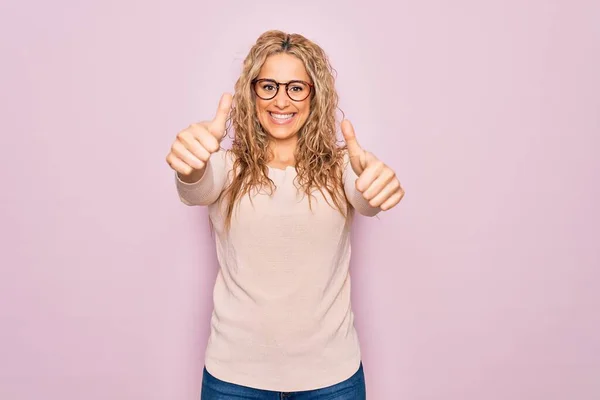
[221,30,348,229]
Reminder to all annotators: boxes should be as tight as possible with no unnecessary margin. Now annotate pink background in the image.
[1,0,599,399]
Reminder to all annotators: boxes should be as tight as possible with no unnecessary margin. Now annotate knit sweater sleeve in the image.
[174,149,229,206]
[342,151,381,217]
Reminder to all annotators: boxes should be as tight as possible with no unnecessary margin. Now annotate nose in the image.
[273,86,290,109]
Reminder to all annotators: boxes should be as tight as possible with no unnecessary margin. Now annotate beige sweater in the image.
[175,149,380,391]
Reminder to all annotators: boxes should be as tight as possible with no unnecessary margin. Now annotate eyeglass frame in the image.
[251,78,314,102]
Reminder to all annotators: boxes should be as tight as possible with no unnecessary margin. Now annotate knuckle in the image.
[197,126,211,140]
[191,157,203,169]
[206,139,220,153]
[198,151,210,162]
[176,130,187,140]
[171,141,183,153]
[181,164,192,175]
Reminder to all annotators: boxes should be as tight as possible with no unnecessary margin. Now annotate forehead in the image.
[258,53,310,82]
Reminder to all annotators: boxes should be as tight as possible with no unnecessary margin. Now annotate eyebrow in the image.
[255,78,311,83]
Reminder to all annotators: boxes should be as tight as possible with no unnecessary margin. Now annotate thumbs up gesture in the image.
[166,93,232,181]
[342,119,405,211]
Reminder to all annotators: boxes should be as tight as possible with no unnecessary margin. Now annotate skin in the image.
[166,54,404,211]
[341,120,405,211]
[254,53,311,169]
[166,93,231,183]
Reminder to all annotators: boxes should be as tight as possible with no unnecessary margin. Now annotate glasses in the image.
[252,78,314,102]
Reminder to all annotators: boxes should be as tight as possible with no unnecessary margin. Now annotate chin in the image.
[266,126,300,140]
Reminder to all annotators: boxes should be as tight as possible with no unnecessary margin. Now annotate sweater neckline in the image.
[267,165,296,172]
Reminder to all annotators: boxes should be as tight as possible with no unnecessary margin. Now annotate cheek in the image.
[255,99,266,114]
[255,101,268,125]
[299,103,311,120]
[296,99,309,114]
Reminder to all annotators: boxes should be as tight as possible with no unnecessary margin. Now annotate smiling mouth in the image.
[269,112,296,125]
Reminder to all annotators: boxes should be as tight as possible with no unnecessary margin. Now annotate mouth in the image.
[268,112,297,125]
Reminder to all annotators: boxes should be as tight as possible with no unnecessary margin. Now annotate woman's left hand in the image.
[342,119,405,211]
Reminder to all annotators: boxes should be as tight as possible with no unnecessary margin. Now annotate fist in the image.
[166,93,232,176]
[341,119,405,211]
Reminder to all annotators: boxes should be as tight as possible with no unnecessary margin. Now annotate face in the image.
[254,53,312,143]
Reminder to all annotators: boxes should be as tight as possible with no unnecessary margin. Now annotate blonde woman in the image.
[166,30,404,399]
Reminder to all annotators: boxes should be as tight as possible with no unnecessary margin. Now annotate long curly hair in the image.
[221,30,348,229]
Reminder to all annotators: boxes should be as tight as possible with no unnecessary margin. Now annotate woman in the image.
[166,30,404,399]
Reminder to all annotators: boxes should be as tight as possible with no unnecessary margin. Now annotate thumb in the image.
[208,93,233,140]
[342,119,363,156]
[341,119,366,173]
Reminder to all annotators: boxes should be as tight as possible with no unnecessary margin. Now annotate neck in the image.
[268,135,298,167]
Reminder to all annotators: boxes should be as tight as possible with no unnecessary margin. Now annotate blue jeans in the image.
[201,363,366,399]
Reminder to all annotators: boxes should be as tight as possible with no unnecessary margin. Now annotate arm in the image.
[343,151,381,217]
[175,148,229,206]
[166,93,233,206]
[341,119,405,214]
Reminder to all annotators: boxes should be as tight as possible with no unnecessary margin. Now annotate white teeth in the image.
[270,112,294,120]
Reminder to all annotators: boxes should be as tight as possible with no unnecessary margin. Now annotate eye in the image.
[261,83,276,92]
[289,85,304,92]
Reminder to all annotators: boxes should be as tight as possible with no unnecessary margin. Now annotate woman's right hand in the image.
[166,93,232,182]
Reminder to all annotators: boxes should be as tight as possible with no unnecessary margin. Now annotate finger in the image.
[362,169,396,201]
[341,119,363,159]
[166,153,194,176]
[368,179,401,208]
[380,188,405,211]
[208,93,233,140]
[179,129,212,161]
[355,159,385,192]
[195,128,221,154]
[171,141,205,171]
